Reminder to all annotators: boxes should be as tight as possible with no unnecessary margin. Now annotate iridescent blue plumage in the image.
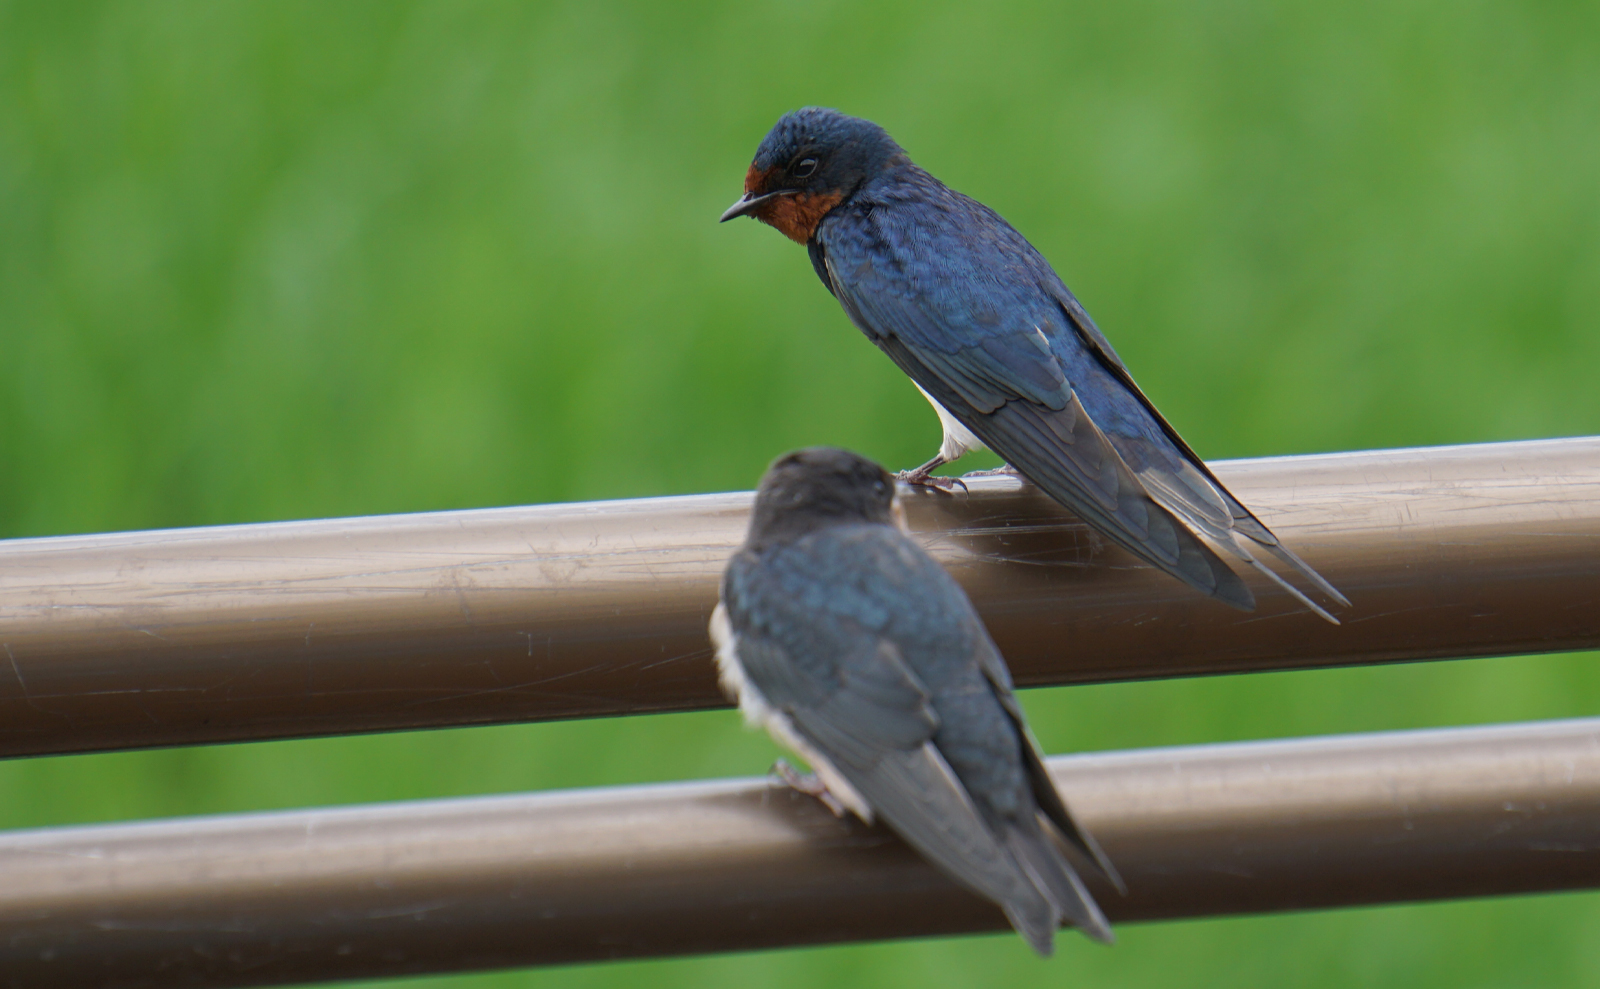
[722,108,1347,620]
[712,448,1118,955]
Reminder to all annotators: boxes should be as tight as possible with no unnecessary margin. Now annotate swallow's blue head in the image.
[747,447,898,546]
[720,108,906,243]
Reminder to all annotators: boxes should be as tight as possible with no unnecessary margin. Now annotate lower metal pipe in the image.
[2,437,1599,758]
[3,718,1598,987]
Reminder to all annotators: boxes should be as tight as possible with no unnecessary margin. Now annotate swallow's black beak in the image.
[719,190,785,222]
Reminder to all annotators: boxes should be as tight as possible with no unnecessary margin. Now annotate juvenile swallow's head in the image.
[720,108,906,243]
[747,447,898,546]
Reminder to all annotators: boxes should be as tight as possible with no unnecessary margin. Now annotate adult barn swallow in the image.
[711,447,1120,954]
[721,108,1347,622]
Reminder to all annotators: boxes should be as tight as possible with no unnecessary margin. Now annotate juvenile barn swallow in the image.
[722,108,1347,622]
[711,447,1121,954]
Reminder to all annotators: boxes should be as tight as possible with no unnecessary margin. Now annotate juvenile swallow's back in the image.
[713,447,1118,954]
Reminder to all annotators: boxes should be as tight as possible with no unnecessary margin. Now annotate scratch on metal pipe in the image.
[361,900,455,920]
[1343,604,1440,625]
[472,661,619,692]
[1230,609,1315,627]
[232,555,586,586]
[452,570,476,623]
[400,670,631,708]
[1206,863,1258,878]
[9,845,110,861]
[132,699,163,726]
[66,687,210,697]
[3,643,48,716]
[0,686,213,707]
[92,919,257,933]
[636,648,715,672]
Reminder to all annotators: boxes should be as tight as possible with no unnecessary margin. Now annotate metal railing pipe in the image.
[2,437,1598,758]
[3,717,1598,988]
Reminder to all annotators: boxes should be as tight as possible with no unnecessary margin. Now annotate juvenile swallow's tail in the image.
[1001,819,1114,952]
[841,739,1112,957]
[1016,727,1125,896]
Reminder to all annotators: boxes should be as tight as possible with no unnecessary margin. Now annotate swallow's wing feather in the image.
[971,639,1124,896]
[721,530,945,764]
[732,630,938,764]
[823,226,1254,610]
[1053,292,1350,612]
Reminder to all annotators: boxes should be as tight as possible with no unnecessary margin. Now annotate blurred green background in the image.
[2,0,1599,986]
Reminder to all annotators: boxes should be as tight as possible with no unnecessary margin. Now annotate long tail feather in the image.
[1004,823,1114,947]
[1245,556,1340,624]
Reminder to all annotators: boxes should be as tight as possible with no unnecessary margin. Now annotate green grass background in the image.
[3,1,1600,985]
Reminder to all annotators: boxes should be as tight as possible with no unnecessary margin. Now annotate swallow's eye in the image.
[791,157,818,179]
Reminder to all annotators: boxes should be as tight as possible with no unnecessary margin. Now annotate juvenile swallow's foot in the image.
[897,455,968,493]
[772,759,848,817]
[962,463,1021,478]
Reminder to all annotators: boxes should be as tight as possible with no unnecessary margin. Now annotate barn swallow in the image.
[710,447,1121,955]
[721,108,1348,622]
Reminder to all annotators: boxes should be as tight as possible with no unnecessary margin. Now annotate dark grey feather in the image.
[1002,819,1113,947]
[721,505,1115,954]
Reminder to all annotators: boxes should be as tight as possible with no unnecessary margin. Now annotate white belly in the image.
[709,602,873,821]
[914,384,987,462]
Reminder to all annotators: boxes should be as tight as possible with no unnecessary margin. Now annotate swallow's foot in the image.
[897,471,969,493]
[772,759,848,818]
[961,463,1021,478]
[897,455,968,493]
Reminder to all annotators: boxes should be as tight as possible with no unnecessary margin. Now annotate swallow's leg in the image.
[772,759,848,817]
[897,455,968,493]
[961,463,1021,478]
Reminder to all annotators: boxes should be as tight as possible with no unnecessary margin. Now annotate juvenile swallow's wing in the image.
[721,525,1111,951]
[818,206,1254,612]
[968,638,1124,895]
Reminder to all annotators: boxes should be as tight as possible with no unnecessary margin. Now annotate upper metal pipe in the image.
[3,718,1597,987]
[2,437,1599,758]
